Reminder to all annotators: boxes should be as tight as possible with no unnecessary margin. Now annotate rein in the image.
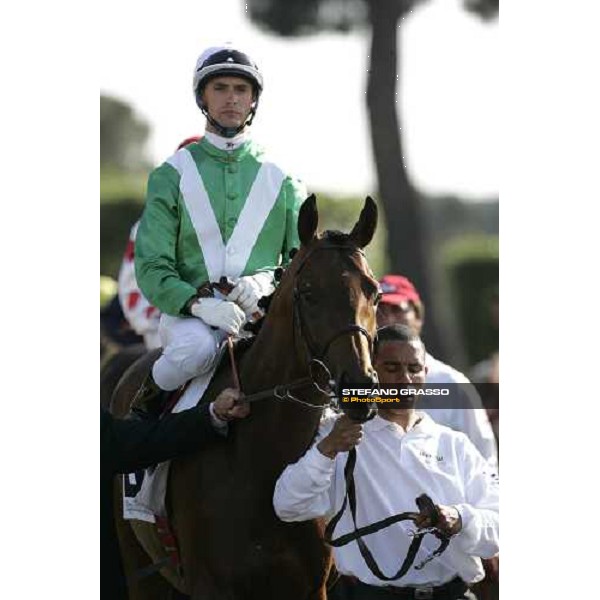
[237,373,334,410]
[324,447,452,580]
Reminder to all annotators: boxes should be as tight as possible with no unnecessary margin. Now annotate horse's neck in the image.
[240,306,305,390]
[235,302,322,465]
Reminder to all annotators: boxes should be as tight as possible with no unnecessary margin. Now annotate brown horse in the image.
[101,343,146,410]
[110,195,380,599]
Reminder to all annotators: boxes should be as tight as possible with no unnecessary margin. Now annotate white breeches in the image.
[152,314,227,391]
[143,330,162,351]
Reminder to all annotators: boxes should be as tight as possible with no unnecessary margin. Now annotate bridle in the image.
[232,242,378,418]
[324,447,453,580]
[291,243,376,363]
[288,243,378,421]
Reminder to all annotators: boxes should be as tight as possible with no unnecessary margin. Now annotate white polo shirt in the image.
[273,412,499,588]
[423,353,498,469]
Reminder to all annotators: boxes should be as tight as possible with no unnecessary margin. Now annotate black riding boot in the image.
[128,372,170,420]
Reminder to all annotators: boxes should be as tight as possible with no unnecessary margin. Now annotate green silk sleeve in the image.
[135,164,198,315]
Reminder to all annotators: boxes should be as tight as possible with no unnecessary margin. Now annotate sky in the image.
[100,0,498,199]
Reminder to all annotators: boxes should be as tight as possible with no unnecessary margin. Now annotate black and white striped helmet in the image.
[193,45,263,109]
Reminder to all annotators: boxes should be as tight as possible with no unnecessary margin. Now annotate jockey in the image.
[132,44,306,418]
[117,137,202,351]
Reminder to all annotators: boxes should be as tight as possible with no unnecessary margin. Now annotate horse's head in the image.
[284,194,381,422]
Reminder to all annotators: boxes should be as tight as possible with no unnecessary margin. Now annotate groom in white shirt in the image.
[273,324,498,600]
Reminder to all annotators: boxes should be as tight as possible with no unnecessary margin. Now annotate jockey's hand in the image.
[212,388,250,421]
[227,273,275,317]
[414,504,462,536]
[317,415,363,459]
[190,298,245,335]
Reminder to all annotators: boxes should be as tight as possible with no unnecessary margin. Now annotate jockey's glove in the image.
[190,298,245,335]
[228,272,275,317]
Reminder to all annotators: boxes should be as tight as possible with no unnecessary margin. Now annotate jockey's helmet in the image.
[193,44,263,137]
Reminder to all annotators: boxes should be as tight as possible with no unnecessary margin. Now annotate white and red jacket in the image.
[117,221,161,349]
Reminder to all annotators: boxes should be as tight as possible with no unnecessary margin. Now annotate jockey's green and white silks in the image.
[135,137,304,316]
[167,147,286,282]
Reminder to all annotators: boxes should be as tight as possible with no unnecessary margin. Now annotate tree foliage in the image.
[247,0,497,36]
[464,0,499,21]
[100,94,151,172]
[247,0,366,35]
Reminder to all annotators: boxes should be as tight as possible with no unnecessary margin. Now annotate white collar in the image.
[204,130,249,151]
[366,411,436,435]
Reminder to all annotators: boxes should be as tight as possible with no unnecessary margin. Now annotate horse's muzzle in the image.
[337,371,379,423]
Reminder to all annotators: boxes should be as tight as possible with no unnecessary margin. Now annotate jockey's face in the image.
[374,340,427,386]
[201,76,255,132]
[377,301,423,335]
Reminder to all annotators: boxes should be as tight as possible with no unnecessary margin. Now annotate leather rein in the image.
[324,446,453,580]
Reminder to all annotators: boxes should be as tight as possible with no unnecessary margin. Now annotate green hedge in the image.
[100,169,148,204]
[101,199,145,278]
[442,236,499,366]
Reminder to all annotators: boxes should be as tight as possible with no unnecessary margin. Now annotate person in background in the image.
[469,287,499,444]
[377,274,497,468]
[117,220,161,350]
[101,290,144,357]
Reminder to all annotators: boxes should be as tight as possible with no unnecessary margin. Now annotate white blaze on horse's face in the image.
[202,76,255,130]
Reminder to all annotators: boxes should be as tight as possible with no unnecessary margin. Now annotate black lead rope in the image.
[324,448,452,581]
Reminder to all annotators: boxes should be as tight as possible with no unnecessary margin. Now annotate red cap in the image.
[176,135,202,150]
[378,275,421,306]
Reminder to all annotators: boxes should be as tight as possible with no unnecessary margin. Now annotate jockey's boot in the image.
[128,372,170,420]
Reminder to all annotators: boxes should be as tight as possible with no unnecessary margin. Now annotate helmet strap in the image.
[200,97,259,139]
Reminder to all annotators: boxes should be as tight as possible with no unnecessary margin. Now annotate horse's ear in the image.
[298,194,318,246]
[349,196,378,248]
